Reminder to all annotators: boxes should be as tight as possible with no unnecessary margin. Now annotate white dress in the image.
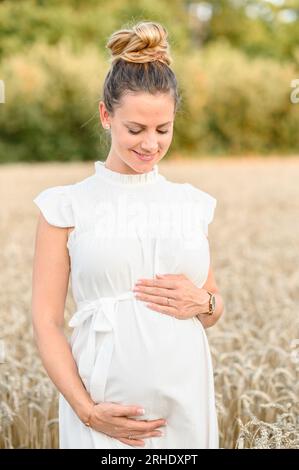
[33,160,219,449]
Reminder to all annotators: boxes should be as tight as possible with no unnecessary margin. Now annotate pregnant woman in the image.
[31,20,224,449]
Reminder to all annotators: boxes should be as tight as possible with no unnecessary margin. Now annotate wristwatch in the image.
[202,290,216,315]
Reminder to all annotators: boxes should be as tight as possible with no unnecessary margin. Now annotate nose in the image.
[140,142,159,154]
[140,134,159,154]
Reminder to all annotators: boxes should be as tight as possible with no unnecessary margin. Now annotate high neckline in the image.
[94,160,164,186]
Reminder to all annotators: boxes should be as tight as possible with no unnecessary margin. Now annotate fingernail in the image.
[137,408,145,415]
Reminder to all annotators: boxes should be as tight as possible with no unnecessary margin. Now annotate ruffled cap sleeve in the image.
[186,183,217,236]
[33,185,74,228]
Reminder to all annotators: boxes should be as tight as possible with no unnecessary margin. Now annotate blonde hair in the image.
[107,20,172,66]
[101,20,181,117]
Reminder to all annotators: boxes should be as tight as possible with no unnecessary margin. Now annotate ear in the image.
[98,101,110,128]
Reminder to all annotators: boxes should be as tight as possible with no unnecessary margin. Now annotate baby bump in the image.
[93,301,208,419]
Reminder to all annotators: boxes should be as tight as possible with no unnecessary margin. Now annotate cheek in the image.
[115,131,136,147]
[164,133,173,147]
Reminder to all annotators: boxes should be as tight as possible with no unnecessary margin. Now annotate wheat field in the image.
[0,156,298,449]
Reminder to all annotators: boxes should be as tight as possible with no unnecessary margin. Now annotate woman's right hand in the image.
[87,401,167,447]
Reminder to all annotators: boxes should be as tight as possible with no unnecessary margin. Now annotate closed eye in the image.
[128,130,169,135]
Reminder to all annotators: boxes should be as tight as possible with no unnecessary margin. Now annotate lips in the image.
[133,150,157,161]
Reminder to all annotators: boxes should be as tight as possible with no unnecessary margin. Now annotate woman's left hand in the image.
[132,273,210,320]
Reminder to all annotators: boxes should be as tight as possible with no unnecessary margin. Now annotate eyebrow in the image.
[124,120,172,127]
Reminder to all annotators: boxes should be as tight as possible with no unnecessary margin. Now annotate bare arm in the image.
[31,214,95,423]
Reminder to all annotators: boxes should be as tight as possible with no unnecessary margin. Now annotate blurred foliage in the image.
[0,0,191,62]
[0,0,299,160]
[175,42,299,154]
[1,0,298,63]
[188,0,299,63]
[0,41,106,163]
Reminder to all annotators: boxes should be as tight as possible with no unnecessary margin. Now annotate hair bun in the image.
[106,21,172,66]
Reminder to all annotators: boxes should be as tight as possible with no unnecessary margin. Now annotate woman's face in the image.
[99,91,175,174]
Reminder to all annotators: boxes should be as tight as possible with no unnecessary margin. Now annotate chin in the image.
[130,163,152,174]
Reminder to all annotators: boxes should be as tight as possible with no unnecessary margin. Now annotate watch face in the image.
[211,294,216,311]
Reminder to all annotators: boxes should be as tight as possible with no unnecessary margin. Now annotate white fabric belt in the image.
[68,290,135,402]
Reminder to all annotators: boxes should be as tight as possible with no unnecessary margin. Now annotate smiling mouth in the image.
[133,150,158,159]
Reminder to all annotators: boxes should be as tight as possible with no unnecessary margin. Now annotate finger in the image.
[127,418,167,433]
[136,294,179,313]
[134,430,164,439]
[118,429,163,447]
[118,437,145,447]
[111,405,146,417]
[134,291,177,307]
[112,416,166,434]
[156,274,185,280]
[134,285,178,299]
[156,273,179,277]
[136,278,177,289]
